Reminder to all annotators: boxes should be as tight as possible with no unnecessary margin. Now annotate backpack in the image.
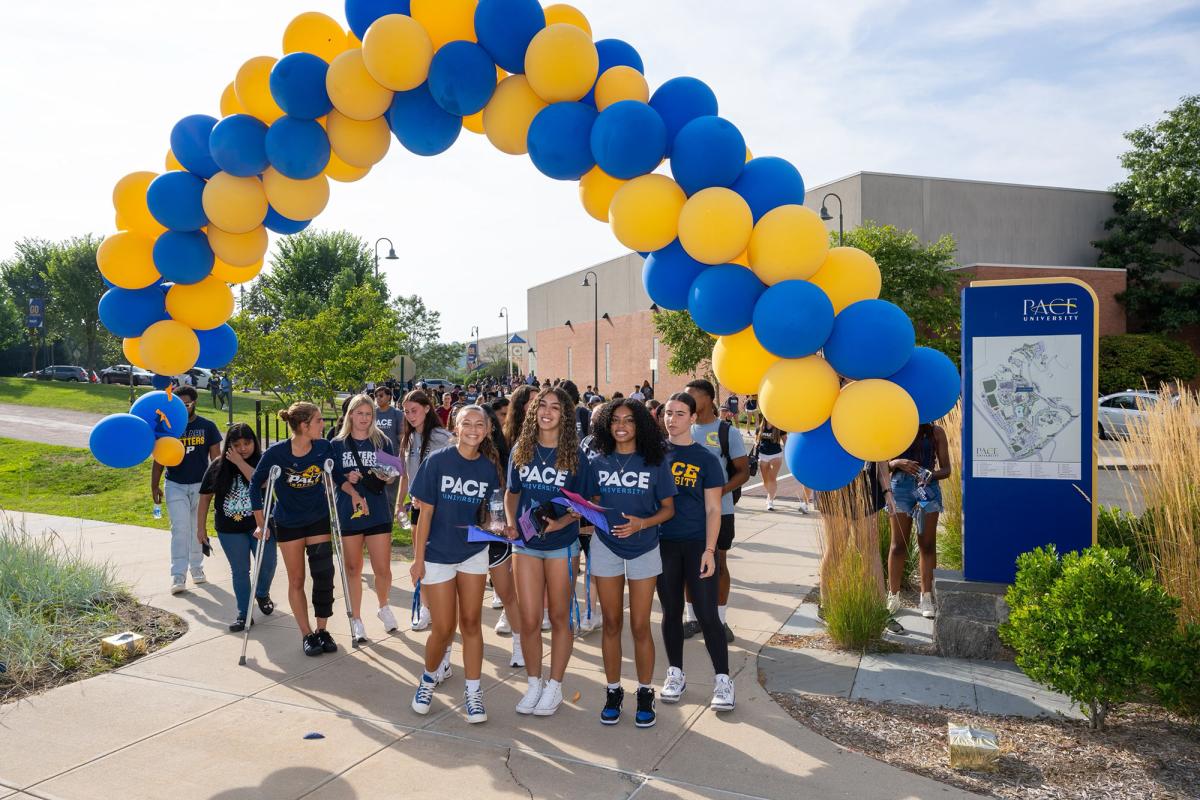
[717,420,742,505]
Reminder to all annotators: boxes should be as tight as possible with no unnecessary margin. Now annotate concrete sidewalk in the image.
[0,503,982,800]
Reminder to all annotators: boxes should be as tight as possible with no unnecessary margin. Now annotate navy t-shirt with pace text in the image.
[250,439,334,528]
[507,445,583,552]
[410,445,497,565]
[166,416,222,485]
[659,442,725,542]
[581,450,676,559]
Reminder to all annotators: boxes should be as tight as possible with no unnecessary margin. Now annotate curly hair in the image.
[502,384,536,446]
[511,386,580,474]
[591,398,667,466]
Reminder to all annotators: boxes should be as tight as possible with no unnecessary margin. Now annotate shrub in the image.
[1096,504,1154,576]
[1000,545,1179,730]
[1150,623,1200,722]
[1098,333,1200,396]
[825,542,891,650]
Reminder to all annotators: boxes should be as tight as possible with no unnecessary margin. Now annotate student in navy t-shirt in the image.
[658,393,734,712]
[408,404,508,724]
[503,386,584,717]
[249,402,338,659]
[581,399,676,729]
[331,395,400,644]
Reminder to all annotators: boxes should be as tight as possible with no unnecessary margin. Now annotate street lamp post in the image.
[373,237,398,279]
[819,193,844,246]
[499,307,510,381]
[469,325,479,374]
[581,270,598,392]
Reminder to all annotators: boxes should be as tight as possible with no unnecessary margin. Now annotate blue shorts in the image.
[890,473,943,516]
[515,541,580,561]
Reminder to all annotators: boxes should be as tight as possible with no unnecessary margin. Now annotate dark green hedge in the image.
[1098,334,1200,395]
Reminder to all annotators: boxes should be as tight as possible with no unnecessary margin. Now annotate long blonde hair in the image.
[511,386,579,474]
[335,394,389,449]
[456,404,505,490]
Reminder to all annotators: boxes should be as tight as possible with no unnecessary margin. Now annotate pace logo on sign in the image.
[1022,297,1080,323]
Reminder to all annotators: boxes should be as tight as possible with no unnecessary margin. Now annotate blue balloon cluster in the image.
[147,172,207,231]
[583,39,643,106]
[98,287,168,339]
[732,157,806,222]
[170,115,220,179]
[264,206,311,234]
[688,264,765,336]
[642,240,706,311]
[270,53,333,120]
[153,231,214,285]
[528,102,597,180]
[388,84,462,156]
[210,115,270,177]
[266,117,331,179]
[474,0,544,74]
[345,0,410,40]
[670,116,745,196]
[752,281,834,358]
[429,41,498,116]
[823,299,915,380]
[649,77,717,155]
[887,346,961,423]
[784,422,865,492]
[90,414,156,469]
[590,100,666,179]
[196,324,239,369]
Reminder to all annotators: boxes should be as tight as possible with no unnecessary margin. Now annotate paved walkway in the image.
[0,501,986,800]
[0,403,101,448]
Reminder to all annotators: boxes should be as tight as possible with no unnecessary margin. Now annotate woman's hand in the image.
[503,525,520,541]
[700,549,716,578]
[890,458,920,476]
[409,559,425,583]
[196,528,208,550]
[611,514,646,538]
[253,525,270,540]
[543,510,579,533]
[226,448,245,467]
[349,491,368,516]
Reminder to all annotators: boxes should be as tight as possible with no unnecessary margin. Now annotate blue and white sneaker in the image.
[635,687,656,728]
[600,686,624,725]
[412,674,436,715]
[465,688,488,724]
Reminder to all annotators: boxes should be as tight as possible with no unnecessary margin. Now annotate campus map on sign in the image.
[971,334,1082,480]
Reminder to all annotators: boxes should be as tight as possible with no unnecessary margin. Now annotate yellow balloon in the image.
[678,187,754,265]
[594,66,649,111]
[745,146,753,163]
[524,24,598,103]
[463,109,485,134]
[113,172,165,238]
[201,173,268,235]
[483,75,547,155]
[758,356,840,433]
[831,379,919,461]
[410,0,477,50]
[219,82,244,117]
[123,337,147,370]
[166,277,235,331]
[263,168,330,221]
[140,320,200,377]
[712,327,779,395]
[748,204,828,285]
[326,111,391,167]
[283,11,349,62]
[731,249,750,267]
[235,56,285,123]
[211,257,264,285]
[609,174,687,253]
[543,3,591,35]
[579,167,626,222]
[327,48,394,121]
[153,436,186,467]
[165,149,184,172]
[808,246,882,314]
[325,151,371,182]
[208,225,269,267]
[97,232,160,290]
[362,13,434,91]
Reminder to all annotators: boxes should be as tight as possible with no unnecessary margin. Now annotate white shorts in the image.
[758,451,784,463]
[422,548,489,585]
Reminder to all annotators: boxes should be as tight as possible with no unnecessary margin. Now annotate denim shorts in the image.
[890,473,944,516]
[516,541,580,561]
[589,532,662,580]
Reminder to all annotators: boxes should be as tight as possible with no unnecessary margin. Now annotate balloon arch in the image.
[90,0,960,490]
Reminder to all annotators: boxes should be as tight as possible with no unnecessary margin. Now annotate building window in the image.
[605,342,611,384]
[567,346,573,380]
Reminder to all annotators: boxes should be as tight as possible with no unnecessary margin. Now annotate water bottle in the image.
[487,488,506,533]
[152,503,162,520]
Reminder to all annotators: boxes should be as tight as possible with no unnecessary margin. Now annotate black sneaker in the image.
[303,633,323,656]
[681,620,701,639]
[600,686,624,725]
[635,687,656,728]
[723,623,735,644]
[316,629,338,653]
[229,617,247,633]
[256,595,275,616]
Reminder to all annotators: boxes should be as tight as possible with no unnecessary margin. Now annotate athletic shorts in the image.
[757,451,784,463]
[273,517,330,544]
[488,541,513,569]
[717,514,735,551]
[589,533,662,580]
[343,522,392,537]
[423,548,489,585]
[578,531,592,557]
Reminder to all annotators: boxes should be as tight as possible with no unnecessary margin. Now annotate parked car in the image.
[24,365,89,382]
[1098,390,1164,438]
[100,364,153,386]
[184,367,213,389]
[420,378,455,391]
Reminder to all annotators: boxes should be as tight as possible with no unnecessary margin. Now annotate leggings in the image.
[656,538,728,675]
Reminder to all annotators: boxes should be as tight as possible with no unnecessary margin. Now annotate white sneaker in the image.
[350,618,367,643]
[377,606,399,633]
[541,610,551,631]
[491,593,504,609]
[711,674,735,712]
[578,610,597,634]
[495,609,512,635]
[435,644,452,684]
[661,666,686,704]
[798,501,809,515]
[533,680,563,716]
[919,593,936,619]
[510,635,525,668]
[190,569,207,585]
[170,576,186,594]
[464,688,488,724]
[412,676,436,715]
[887,592,902,614]
[516,678,543,714]
[412,605,431,631]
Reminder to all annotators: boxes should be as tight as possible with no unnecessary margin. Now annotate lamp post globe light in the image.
[499,307,510,381]
[374,237,398,279]
[581,271,599,393]
[819,193,844,246]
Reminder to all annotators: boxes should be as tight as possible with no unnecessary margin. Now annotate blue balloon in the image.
[146,171,208,232]
[731,157,806,222]
[209,114,270,177]
[89,413,155,469]
[649,77,717,155]
[527,102,596,180]
[583,38,644,105]
[98,287,168,339]
[270,53,333,121]
[752,281,835,359]
[670,116,745,196]
[387,83,462,156]
[784,421,865,492]
[264,206,311,234]
[474,0,544,74]
[688,264,765,336]
[887,346,961,423]
[170,115,220,179]
[345,0,411,40]
[151,374,173,390]
[428,41,498,116]
[590,100,666,180]
[153,231,214,285]
[642,240,705,311]
[196,324,239,369]
[823,299,916,380]
[265,117,331,180]
[131,390,189,436]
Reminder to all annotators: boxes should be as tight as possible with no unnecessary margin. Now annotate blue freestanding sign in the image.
[961,278,1098,583]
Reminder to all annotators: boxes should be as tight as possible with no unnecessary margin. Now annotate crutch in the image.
[323,458,359,648]
[239,464,281,666]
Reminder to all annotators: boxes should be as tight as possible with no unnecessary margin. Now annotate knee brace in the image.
[306,542,335,619]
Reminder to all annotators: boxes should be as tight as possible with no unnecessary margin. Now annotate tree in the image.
[418,340,467,380]
[0,287,22,353]
[0,238,56,371]
[1095,95,1200,332]
[245,230,385,322]
[393,294,463,378]
[45,236,104,370]
[653,309,715,378]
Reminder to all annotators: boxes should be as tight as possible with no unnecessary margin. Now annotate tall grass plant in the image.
[937,402,964,570]
[817,469,889,649]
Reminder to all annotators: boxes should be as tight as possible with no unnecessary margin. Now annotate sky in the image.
[1,0,1197,342]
